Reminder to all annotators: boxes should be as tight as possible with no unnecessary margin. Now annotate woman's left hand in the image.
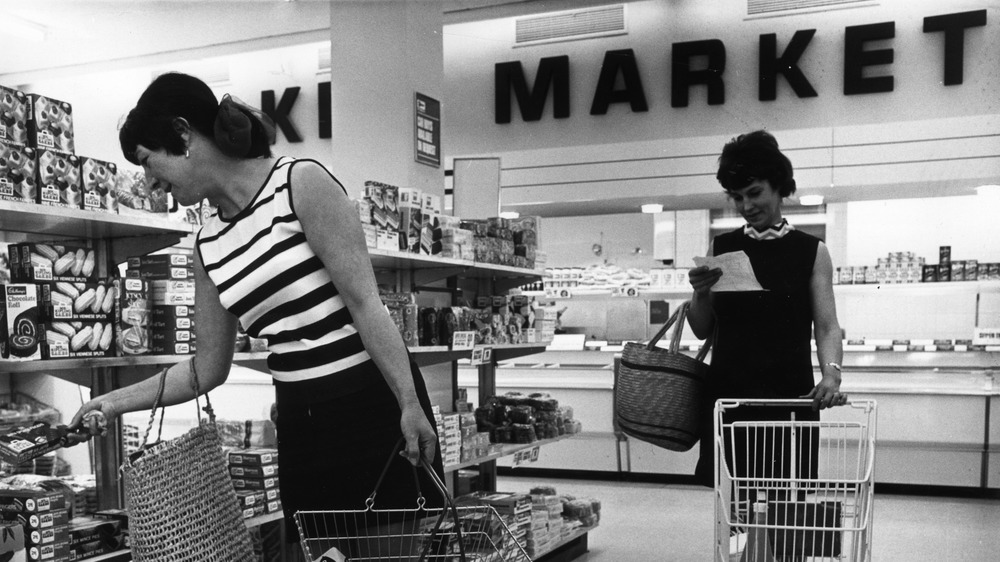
[802,376,848,411]
[399,405,438,466]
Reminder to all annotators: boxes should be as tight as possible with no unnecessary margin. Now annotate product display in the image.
[0,85,30,146]
[0,141,37,203]
[79,156,119,213]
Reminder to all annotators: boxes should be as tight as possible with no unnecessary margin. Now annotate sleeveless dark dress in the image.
[693,227,821,486]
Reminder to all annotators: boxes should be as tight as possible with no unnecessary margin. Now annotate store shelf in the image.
[0,200,194,239]
[532,524,598,561]
[367,247,542,288]
[245,511,284,528]
[85,550,132,562]
[444,434,575,473]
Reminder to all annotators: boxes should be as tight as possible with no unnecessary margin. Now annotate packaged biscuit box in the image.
[40,279,116,321]
[35,148,81,209]
[26,93,74,154]
[0,140,37,203]
[13,242,96,283]
[3,283,43,360]
[0,85,30,146]
[116,277,149,356]
[41,319,116,359]
[79,156,118,213]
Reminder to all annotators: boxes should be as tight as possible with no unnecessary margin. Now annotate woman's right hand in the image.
[689,265,723,296]
[65,399,119,446]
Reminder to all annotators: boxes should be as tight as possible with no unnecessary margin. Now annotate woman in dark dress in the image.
[686,130,847,492]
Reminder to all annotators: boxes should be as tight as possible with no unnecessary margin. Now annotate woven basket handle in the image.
[138,359,215,453]
[646,301,714,361]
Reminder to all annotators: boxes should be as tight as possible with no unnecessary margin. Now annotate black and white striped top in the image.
[196,157,373,382]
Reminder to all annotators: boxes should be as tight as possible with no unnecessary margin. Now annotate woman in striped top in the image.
[68,72,443,545]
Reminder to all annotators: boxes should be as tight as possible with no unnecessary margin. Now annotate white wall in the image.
[842,195,1000,265]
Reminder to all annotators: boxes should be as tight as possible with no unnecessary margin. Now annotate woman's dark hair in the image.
[119,72,271,165]
[715,130,796,197]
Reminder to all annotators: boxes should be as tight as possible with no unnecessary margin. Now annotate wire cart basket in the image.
[714,399,877,562]
[295,440,532,562]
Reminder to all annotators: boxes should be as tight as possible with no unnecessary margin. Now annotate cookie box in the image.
[36,148,81,209]
[41,319,116,359]
[40,279,116,321]
[13,242,96,283]
[79,156,118,213]
[0,140,37,203]
[0,85,30,145]
[3,283,43,360]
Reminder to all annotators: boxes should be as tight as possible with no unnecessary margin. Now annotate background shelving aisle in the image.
[499,475,1000,561]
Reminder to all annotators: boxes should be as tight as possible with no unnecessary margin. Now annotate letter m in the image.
[495,55,570,124]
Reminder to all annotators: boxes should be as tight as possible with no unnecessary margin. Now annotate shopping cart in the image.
[295,439,532,562]
[714,399,876,562]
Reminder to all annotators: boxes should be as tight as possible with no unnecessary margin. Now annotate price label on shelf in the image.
[452,331,477,350]
[470,346,493,366]
[511,446,541,467]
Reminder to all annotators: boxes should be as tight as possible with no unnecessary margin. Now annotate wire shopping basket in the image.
[714,399,877,562]
[295,439,532,562]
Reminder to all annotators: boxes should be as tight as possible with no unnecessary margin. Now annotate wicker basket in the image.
[614,301,712,451]
[121,362,255,562]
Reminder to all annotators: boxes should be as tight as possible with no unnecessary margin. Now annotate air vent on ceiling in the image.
[748,0,875,17]
[515,4,626,46]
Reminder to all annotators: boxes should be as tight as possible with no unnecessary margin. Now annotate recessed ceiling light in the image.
[799,195,824,206]
[641,204,663,214]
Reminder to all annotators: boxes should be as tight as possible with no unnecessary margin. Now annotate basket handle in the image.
[137,359,215,454]
[646,301,714,361]
[369,437,470,562]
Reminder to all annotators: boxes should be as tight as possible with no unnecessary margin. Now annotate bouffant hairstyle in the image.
[119,72,271,165]
[715,130,796,197]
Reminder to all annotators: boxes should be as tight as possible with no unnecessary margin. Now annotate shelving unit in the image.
[2,202,591,559]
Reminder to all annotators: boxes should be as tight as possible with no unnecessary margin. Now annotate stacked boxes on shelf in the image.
[228,448,282,520]
[67,515,126,560]
[3,242,116,361]
[0,84,122,214]
[527,490,564,557]
[835,247,1000,285]
[0,487,71,562]
[126,252,195,355]
[458,491,532,549]
[433,407,461,468]
[354,180,540,271]
[379,291,553,348]
[458,412,494,465]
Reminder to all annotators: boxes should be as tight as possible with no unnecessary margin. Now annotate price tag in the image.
[973,328,1000,346]
[511,446,540,467]
[452,331,476,350]
[470,347,492,366]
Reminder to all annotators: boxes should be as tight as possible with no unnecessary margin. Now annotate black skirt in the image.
[273,356,444,544]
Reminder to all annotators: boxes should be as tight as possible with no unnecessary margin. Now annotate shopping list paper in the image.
[693,251,766,292]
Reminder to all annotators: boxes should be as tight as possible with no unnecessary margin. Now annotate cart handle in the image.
[715,398,875,413]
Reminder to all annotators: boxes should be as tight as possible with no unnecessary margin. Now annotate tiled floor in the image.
[497,475,1000,561]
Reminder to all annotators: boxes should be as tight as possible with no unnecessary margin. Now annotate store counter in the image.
[457,349,1000,489]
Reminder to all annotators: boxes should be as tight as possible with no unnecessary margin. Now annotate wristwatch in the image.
[824,362,842,372]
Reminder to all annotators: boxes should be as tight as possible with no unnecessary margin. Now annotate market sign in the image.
[494,9,987,123]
